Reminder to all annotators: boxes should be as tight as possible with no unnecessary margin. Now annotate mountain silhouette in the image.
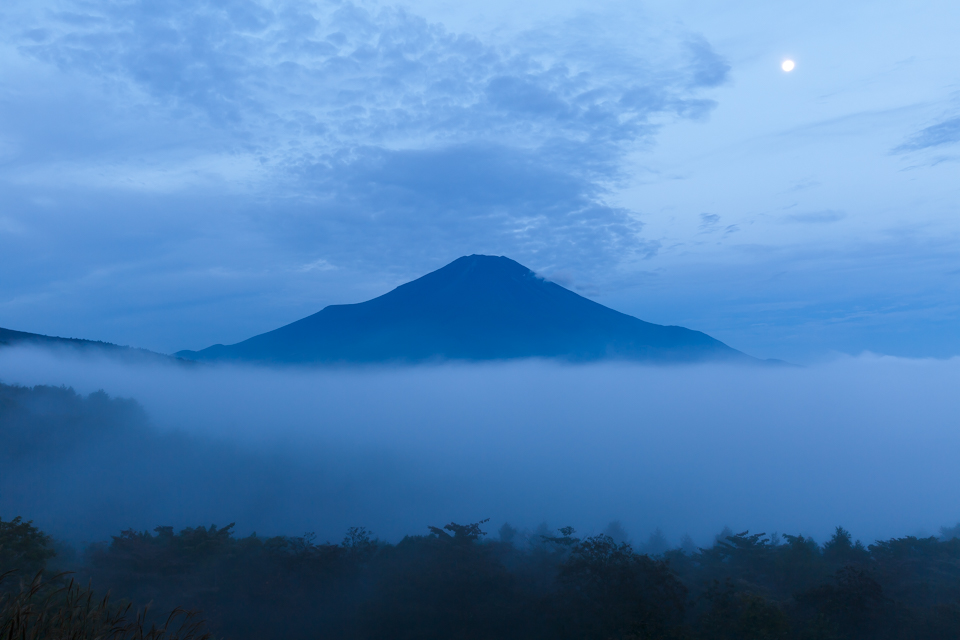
[0,327,185,364]
[177,255,754,364]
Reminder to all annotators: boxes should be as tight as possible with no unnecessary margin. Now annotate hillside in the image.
[0,327,184,365]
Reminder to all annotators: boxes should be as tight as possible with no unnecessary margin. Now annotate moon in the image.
[782,59,796,72]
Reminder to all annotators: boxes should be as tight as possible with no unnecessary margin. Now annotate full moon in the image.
[782,59,796,72]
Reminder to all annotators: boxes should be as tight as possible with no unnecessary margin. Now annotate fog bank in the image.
[2,347,959,546]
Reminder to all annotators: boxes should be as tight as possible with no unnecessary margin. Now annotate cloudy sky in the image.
[1,0,957,362]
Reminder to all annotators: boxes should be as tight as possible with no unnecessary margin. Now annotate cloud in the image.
[296,257,337,272]
[695,214,737,238]
[289,143,653,270]
[895,115,960,152]
[6,0,726,243]
[698,213,720,230]
[16,0,723,156]
[783,210,846,224]
[683,35,730,90]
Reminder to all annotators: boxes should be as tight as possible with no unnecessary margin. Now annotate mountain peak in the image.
[446,254,521,268]
[394,254,538,291]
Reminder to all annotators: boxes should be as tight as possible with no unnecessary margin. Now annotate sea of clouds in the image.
[2,346,959,548]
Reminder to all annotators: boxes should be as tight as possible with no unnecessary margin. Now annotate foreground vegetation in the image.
[1,518,212,640]
[3,515,960,640]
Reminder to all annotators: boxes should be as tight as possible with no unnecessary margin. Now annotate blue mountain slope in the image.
[0,327,185,364]
[177,255,753,364]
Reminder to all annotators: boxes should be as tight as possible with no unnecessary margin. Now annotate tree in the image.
[0,517,55,575]
[556,535,687,639]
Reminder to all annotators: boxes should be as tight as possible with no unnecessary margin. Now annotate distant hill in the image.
[177,255,757,364]
[0,327,184,365]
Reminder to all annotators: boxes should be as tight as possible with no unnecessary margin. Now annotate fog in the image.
[2,346,959,547]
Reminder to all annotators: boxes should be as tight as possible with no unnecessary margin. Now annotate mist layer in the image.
[1,347,958,546]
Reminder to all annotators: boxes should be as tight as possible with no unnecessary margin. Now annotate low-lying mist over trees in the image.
[2,346,959,545]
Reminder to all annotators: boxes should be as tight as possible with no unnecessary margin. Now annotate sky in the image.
[1,0,958,362]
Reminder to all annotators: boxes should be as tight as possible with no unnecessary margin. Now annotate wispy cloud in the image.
[783,210,846,224]
[17,0,723,161]
[895,115,960,153]
[698,213,720,230]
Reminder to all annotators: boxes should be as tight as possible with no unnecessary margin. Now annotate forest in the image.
[3,382,960,639]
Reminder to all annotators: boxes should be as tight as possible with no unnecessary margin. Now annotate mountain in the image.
[177,255,755,364]
[0,327,185,365]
